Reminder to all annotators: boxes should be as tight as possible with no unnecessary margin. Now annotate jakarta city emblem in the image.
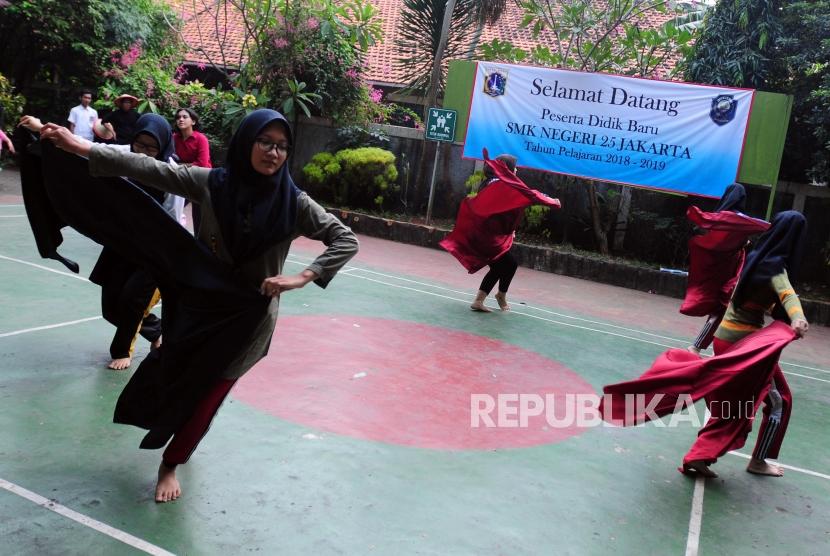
[484,69,508,97]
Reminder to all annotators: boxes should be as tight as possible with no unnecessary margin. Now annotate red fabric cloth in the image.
[600,321,795,466]
[173,130,212,168]
[163,378,236,464]
[440,152,560,273]
[680,206,770,316]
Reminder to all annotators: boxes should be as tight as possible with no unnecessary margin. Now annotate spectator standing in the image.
[102,94,140,145]
[172,107,212,231]
[67,90,98,141]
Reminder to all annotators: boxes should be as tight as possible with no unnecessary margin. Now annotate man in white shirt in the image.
[67,91,97,141]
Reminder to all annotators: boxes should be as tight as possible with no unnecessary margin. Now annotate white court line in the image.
[284,257,685,350]
[339,263,692,344]
[0,203,25,207]
[779,361,830,375]
[0,316,102,338]
[728,451,830,481]
[780,371,830,384]
[0,254,90,282]
[0,215,26,218]
[284,257,830,383]
[684,477,705,556]
[0,477,175,556]
[288,255,830,364]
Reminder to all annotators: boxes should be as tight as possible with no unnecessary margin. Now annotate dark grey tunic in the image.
[88,144,359,378]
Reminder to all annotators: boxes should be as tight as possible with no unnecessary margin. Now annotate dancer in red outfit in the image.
[440,150,560,311]
[602,211,808,479]
[681,183,769,354]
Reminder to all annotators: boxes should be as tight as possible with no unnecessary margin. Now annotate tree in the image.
[396,0,509,107]
[0,0,177,118]
[396,0,509,215]
[768,1,830,184]
[686,0,782,89]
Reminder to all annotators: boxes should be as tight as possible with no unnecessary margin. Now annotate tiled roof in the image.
[172,0,249,70]
[167,0,682,85]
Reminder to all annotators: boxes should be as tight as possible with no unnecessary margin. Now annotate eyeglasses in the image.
[254,138,290,154]
[132,140,160,157]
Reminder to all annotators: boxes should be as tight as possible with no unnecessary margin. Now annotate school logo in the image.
[484,69,508,97]
[710,94,737,126]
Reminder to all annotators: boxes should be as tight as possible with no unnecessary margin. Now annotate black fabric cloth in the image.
[479,251,518,294]
[29,141,269,448]
[94,259,160,358]
[714,182,747,213]
[102,108,140,145]
[14,126,79,273]
[90,114,177,359]
[733,210,807,311]
[207,109,300,264]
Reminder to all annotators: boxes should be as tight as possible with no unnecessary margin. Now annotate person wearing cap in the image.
[67,90,98,141]
[101,94,140,145]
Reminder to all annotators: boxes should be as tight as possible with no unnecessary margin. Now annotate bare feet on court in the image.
[108,357,131,370]
[682,460,718,478]
[156,462,181,503]
[746,458,784,477]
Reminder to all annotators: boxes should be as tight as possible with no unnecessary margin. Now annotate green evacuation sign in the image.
[425,108,457,142]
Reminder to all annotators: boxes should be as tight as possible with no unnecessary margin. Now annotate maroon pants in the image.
[162,378,236,466]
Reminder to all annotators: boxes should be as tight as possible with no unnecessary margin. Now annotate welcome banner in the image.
[463,62,755,197]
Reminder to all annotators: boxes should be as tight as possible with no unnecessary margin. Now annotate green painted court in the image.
[1,186,828,555]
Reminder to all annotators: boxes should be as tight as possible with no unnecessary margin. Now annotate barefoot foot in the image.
[682,460,718,478]
[495,292,510,311]
[108,357,131,370]
[470,300,492,312]
[155,463,181,503]
[746,458,784,477]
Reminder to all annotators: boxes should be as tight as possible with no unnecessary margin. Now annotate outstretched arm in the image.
[40,123,211,203]
[0,129,13,155]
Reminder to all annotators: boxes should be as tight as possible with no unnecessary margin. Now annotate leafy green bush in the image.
[329,126,390,151]
[303,147,398,209]
[520,205,551,236]
[250,0,382,125]
[0,73,25,131]
[465,170,486,196]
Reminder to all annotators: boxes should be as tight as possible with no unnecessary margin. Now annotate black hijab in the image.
[132,113,176,162]
[733,210,807,307]
[714,182,746,213]
[207,109,300,264]
[126,114,176,205]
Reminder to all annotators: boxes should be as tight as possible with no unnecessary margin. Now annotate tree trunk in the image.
[415,0,457,208]
[612,185,632,251]
[423,0,457,115]
[588,180,609,254]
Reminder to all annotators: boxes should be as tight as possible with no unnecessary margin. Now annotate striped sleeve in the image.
[771,272,805,322]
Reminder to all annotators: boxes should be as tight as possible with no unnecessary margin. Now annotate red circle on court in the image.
[233,316,597,450]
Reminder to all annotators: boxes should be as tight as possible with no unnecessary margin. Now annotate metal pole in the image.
[425,142,441,225]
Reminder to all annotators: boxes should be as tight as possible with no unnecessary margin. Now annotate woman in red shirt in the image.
[172,108,211,168]
[173,108,212,230]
